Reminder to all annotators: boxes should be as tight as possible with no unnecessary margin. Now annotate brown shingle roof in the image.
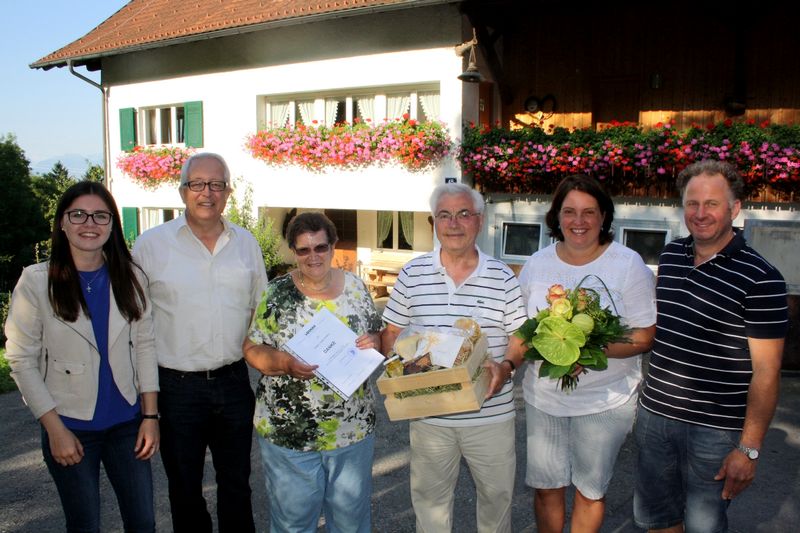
[32,0,453,69]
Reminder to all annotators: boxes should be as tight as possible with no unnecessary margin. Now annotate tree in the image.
[0,135,49,292]
[83,163,105,183]
[31,161,75,225]
[225,179,284,276]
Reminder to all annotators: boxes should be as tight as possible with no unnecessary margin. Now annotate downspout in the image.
[68,60,110,188]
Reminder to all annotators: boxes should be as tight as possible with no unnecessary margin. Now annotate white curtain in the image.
[356,97,375,123]
[399,211,414,248]
[387,95,410,120]
[297,100,315,125]
[418,92,440,121]
[325,99,339,126]
[377,211,393,247]
[143,208,161,231]
[269,102,290,127]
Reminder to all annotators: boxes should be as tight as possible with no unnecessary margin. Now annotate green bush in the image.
[0,291,9,346]
[226,178,283,274]
[0,349,16,394]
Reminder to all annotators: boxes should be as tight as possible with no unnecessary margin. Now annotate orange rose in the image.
[546,284,567,304]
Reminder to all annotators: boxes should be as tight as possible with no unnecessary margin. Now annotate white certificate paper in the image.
[283,308,385,400]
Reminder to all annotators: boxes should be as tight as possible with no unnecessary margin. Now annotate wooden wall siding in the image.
[494,2,800,131]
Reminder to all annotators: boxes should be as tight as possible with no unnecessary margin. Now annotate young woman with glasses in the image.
[4,181,159,533]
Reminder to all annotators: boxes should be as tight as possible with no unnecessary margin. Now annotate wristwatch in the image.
[501,359,516,378]
[737,443,760,460]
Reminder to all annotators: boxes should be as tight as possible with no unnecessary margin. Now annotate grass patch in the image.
[0,349,17,393]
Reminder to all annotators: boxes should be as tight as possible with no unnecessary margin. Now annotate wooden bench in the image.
[364,260,406,298]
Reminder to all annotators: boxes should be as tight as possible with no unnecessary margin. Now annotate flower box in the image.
[246,116,452,173]
[116,145,194,190]
[376,336,490,421]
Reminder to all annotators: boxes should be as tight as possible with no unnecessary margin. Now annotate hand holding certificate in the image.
[283,308,385,400]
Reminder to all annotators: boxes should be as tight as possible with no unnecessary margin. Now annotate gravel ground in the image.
[2,370,798,533]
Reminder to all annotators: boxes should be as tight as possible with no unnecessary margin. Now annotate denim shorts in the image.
[524,394,636,500]
[633,406,736,533]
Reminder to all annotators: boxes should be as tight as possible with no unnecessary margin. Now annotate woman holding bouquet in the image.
[518,174,656,533]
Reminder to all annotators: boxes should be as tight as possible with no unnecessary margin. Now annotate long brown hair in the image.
[48,181,147,322]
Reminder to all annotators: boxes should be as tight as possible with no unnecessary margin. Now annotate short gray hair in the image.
[429,182,485,215]
[179,152,232,186]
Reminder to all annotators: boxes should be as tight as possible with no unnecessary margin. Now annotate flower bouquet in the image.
[515,276,629,392]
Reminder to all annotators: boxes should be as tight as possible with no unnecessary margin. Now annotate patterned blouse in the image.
[248,271,382,451]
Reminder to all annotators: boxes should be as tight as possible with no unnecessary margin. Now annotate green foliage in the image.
[0,291,9,345]
[0,135,49,293]
[0,349,15,394]
[83,163,105,183]
[226,179,283,274]
[31,161,75,224]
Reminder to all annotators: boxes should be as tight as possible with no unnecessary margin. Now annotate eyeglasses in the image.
[65,210,112,225]
[294,243,331,256]
[434,209,480,223]
[183,181,227,192]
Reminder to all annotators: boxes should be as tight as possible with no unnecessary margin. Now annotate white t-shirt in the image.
[517,241,656,416]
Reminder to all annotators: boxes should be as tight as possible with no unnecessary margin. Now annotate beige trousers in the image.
[409,418,516,533]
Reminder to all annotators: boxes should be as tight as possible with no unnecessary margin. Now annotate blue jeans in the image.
[42,417,154,533]
[158,360,256,533]
[257,434,375,533]
[634,406,736,533]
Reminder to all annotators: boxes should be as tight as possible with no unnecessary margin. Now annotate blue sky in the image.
[0,0,129,173]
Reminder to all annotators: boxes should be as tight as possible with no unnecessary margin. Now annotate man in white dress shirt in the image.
[132,153,267,533]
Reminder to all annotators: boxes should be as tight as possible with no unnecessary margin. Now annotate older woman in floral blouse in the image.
[243,211,382,533]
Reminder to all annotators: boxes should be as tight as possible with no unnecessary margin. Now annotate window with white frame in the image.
[501,222,543,261]
[378,211,414,250]
[141,207,183,231]
[621,228,670,266]
[120,101,203,151]
[262,84,440,127]
[141,105,185,145]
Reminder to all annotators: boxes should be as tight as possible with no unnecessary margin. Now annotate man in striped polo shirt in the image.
[634,160,788,533]
[382,182,527,533]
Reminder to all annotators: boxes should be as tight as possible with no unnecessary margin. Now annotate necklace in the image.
[79,268,104,293]
[299,271,333,292]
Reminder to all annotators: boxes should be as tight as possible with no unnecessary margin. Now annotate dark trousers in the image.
[158,359,256,533]
[42,417,155,533]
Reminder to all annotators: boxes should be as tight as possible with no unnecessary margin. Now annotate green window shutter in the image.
[184,101,203,148]
[119,108,137,152]
[121,207,140,244]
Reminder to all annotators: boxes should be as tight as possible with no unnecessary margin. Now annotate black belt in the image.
[159,358,245,380]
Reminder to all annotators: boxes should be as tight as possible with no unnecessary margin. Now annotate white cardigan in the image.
[4,262,158,421]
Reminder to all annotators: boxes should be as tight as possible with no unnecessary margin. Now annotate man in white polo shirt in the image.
[382,182,527,533]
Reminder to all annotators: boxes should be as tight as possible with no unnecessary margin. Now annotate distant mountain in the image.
[31,153,104,177]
